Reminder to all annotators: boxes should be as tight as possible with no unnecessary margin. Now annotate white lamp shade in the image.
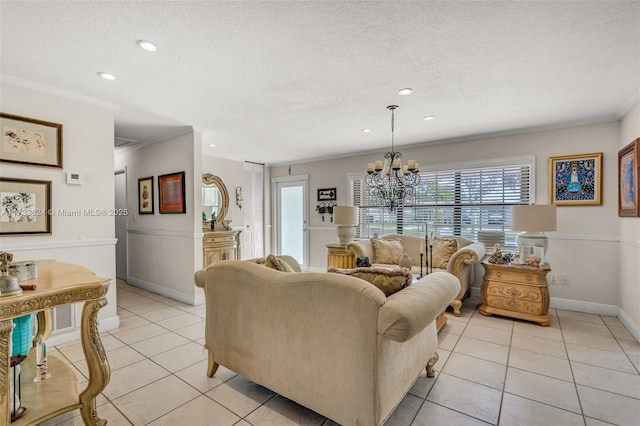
[333,206,359,225]
[511,205,557,232]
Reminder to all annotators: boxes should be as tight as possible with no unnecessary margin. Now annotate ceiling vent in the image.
[114,137,139,148]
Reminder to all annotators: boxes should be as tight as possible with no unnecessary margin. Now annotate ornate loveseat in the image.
[346,235,485,316]
[194,256,460,426]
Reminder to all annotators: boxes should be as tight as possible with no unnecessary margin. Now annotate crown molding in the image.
[0,75,119,110]
[617,88,640,118]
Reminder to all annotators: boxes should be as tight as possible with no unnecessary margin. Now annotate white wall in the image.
[618,100,640,337]
[271,120,627,319]
[0,81,118,334]
[115,131,202,304]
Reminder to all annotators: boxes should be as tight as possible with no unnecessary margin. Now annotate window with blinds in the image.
[348,156,534,247]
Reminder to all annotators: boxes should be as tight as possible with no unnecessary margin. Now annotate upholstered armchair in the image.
[346,234,485,316]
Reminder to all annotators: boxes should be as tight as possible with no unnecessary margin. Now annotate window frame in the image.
[348,155,535,247]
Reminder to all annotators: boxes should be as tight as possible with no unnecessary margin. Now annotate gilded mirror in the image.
[202,173,229,231]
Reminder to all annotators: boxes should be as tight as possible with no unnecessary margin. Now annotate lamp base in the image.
[516,233,548,253]
[337,226,355,245]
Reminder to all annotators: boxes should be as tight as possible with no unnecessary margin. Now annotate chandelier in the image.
[365,105,420,211]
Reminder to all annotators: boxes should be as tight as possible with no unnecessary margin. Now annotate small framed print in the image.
[618,139,639,217]
[0,177,52,236]
[138,176,154,215]
[317,188,336,201]
[1,113,63,168]
[158,171,186,214]
[548,152,602,206]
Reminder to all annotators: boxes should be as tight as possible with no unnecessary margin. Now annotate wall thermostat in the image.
[66,172,83,185]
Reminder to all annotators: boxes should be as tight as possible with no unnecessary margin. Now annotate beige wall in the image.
[0,81,118,337]
[271,120,634,329]
[618,100,640,334]
[115,131,202,304]
[202,155,245,228]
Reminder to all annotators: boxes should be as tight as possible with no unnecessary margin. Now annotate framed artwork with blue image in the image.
[548,152,602,206]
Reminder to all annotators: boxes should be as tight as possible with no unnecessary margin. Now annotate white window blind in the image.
[348,156,534,247]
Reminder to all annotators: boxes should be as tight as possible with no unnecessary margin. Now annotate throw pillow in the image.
[253,255,295,272]
[371,238,404,264]
[430,237,458,269]
[327,266,412,297]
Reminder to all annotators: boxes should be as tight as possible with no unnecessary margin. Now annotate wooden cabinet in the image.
[479,262,551,326]
[326,244,356,269]
[0,261,110,426]
[203,230,242,267]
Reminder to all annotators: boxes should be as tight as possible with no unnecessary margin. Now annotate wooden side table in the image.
[479,261,551,326]
[326,244,356,269]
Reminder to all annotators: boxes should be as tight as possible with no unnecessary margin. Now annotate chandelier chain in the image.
[364,105,421,212]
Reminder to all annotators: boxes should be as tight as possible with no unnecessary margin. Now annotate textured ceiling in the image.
[1,1,639,165]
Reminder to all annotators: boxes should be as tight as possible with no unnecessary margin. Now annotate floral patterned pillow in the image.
[431,238,458,269]
[371,238,404,264]
[253,255,295,272]
[327,266,412,296]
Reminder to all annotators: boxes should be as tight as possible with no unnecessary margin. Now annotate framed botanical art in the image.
[1,113,63,168]
[618,139,639,217]
[138,176,154,215]
[158,171,186,214]
[548,152,603,206]
[0,177,52,235]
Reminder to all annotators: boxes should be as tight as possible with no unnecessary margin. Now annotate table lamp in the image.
[511,204,557,253]
[333,206,359,245]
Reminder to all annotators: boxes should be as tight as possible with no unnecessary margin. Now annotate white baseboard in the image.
[48,315,120,347]
[618,307,640,342]
[469,288,638,340]
[549,297,619,317]
[127,276,202,306]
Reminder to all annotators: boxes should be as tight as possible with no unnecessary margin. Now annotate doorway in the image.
[114,168,127,279]
[272,175,309,269]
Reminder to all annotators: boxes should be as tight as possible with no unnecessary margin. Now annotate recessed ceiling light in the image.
[423,115,435,121]
[137,40,157,52]
[98,72,116,80]
[209,144,216,147]
[362,129,372,133]
[398,88,413,96]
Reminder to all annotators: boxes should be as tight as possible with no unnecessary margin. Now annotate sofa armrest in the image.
[378,272,460,342]
[277,255,303,272]
[447,242,485,276]
[194,268,206,288]
[345,239,373,259]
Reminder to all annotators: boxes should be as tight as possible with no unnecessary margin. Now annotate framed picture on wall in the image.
[0,177,52,235]
[548,152,603,206]
[618,138,639,217]
[317,188,336,201]
[1,113,63,168]
[138,176,154,215]
[158,171,186,214]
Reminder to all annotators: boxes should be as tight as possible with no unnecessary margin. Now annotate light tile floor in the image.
[41,280,640,426]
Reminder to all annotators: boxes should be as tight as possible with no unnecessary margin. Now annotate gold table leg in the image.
[78,298,110,426]
[0,320,13,426]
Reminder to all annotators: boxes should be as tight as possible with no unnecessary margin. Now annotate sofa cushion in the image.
[371,238,404,265]
[253,254,296,272]
[327,266,412,297]
[431,237,458,269]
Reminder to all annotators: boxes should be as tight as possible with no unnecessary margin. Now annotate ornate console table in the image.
[0,261,111,426]
[479,261,551,326]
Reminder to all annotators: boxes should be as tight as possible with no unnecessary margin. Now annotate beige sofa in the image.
[346,235,485,316]
[194,256,460,426]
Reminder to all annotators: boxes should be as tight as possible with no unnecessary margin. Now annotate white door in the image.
[243,162,265,260]
[114,168,127,279]
[272,175,309,269]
